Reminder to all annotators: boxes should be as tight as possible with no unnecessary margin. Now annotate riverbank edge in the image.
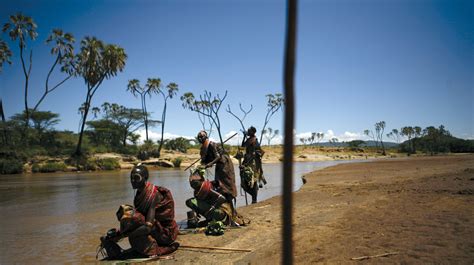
[161,153,474,264]
[7,146,428,175]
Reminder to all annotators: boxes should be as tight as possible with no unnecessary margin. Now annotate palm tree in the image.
[0,39,12,72]
[2,13,38,127]
[33,29,75,111]
[127,78,161,142]
[74,37,127,156]
[157,82,178,157]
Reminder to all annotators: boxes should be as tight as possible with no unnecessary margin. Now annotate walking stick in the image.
[183,132,238,171]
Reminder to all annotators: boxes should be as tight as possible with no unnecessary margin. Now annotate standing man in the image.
[197,130,237,205]
[241,126,266,203]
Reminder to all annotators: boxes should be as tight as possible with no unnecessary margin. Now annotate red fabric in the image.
[134,183,179,246]
[195,180,212,200]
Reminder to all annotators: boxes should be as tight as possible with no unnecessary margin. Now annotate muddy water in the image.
[0,160,362,264]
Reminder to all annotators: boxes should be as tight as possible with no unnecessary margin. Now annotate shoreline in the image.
[160,154,474,264]
[12,146,444,175]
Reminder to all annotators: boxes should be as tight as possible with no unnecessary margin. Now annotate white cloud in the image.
[136,129,195,143]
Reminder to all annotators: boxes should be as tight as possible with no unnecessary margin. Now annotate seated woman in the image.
[100,165,179,259]
[185,168,234,228]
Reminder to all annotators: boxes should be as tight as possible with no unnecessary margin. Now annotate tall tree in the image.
[263,127,279,146]
[260,93,284,144]
[181,90,228,146]
[316,132,324,146]
[0,40,12,144]
[156,82,178,157]
[2,13,38,127]
[73,37,127,156]
[33,29,75,111]
[401,126,415,154]
[386,128,401,144]
[127,78,160,142]
[364,129,378,150]
[375,121,386,155]
[0,39,12,72]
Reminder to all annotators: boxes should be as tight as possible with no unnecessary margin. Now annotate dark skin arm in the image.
[203,142,221,168]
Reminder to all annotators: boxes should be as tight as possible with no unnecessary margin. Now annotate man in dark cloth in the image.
[185,168,236,228]
[241,126,266,203]
[99,165,179,259]
[197,130,237,204]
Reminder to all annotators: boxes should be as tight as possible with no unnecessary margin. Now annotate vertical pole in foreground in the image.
[282,0,297,264]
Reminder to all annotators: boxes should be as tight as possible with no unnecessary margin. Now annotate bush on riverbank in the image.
[32,162,67,173]
[96,158,121,170]
[172,157,183,167]
[0,159,24,174]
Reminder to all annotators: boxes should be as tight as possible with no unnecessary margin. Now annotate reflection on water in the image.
[0,160,363,264]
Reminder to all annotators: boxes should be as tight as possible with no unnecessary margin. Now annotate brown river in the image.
[0,160,363,264]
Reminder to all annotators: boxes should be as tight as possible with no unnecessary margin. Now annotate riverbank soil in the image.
[165,154,474,264]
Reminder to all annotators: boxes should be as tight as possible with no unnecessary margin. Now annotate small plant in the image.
[172,157,183,167]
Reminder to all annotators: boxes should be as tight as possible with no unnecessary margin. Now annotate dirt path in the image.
[161,154,474,264]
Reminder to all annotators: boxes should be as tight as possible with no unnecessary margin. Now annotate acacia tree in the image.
[263,127,279,146]
[72,37,127,156]
[2,13,38,127]
[401,126,415,154]
[33,29,75,111]
[364,129,378,150]
[386,128,401,144]
[91,103,145,147]
[157,82,179,157]
[260,93,284,144]
[127,78,161,142]
[181,90,227,145]
[316,132,324,145]
[375,121,386,155]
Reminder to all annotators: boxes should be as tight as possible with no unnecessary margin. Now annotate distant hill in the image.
[308,140,399,148]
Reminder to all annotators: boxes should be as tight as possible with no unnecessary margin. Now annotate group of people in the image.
[99,127,266,260]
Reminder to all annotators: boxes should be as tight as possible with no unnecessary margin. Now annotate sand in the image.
[161,154,474,264]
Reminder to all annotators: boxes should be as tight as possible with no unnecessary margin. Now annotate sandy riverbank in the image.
[160,154,474,264]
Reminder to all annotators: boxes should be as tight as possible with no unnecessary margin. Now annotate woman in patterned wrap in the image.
[130,164,179,255]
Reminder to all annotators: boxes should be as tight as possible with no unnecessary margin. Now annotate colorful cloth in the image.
[134,183,179,246]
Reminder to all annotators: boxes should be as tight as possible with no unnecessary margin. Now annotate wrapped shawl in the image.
[134,182,178,245]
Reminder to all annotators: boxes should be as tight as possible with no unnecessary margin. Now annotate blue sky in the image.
[1,0,473,144]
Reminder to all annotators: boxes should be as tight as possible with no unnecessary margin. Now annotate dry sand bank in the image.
[163,154,474,264]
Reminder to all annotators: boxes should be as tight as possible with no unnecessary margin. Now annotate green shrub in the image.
[97,158,120,170]
[32,162,67,173]
[32,163,40,173]
[0,159,24,174]
[172,157,183,167]
[42,162,67,173]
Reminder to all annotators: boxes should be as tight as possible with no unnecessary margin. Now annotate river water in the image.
[0,160,362,264]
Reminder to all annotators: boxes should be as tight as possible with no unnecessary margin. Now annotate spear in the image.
[183,132,238,171]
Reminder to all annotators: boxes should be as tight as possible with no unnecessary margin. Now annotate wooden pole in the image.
[282,0,298,264]
[179,244,252,252]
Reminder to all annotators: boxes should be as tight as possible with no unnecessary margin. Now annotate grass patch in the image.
[172,157,183,167]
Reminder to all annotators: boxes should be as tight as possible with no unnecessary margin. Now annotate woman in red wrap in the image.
[129,164,179,256]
